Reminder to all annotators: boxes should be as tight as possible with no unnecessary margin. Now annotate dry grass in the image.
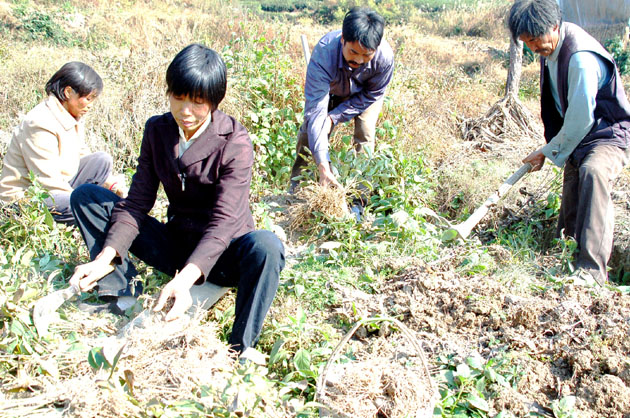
[412,3,510,40]
[0,308,240,418]
[289,183,350,231]
[383,26,512,161]
[318,332,435,418]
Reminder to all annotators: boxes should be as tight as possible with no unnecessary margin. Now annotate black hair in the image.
[166,44,226,110]
[342,7,384,51]
[508,0,562,42]
[45,62,103,102]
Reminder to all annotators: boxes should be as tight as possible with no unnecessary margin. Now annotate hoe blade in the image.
[33,285,79,336]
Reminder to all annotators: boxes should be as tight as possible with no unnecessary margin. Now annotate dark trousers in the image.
[70,184,285,351]
[47,151,112,224]
[558,144,630,282]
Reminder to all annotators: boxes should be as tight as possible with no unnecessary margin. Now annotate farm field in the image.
[1,1,630,417]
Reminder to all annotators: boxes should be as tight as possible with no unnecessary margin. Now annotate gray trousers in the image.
[558,144,630,282]
[290,97,384,181]
[47,151,112,224]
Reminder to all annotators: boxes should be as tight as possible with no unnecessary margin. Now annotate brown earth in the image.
[322,255,630,417]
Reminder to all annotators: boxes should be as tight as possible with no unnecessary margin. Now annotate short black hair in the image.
[342,7,384,51]
[166,44,226,110]
[508,0,562,42]
[45,62,103,102]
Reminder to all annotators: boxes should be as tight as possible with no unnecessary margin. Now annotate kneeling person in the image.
[69,44,285,353]
[0,62,126,224]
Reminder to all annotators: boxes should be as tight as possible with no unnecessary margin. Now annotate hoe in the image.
[442,162,532,241]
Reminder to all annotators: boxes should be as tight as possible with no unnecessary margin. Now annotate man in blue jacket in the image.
[289,7,394,217]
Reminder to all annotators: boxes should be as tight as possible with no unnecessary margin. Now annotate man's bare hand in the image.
[153,264,201,322]
[317,161,342,188]
[523,148,546,172]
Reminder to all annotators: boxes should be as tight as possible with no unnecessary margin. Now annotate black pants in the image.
[70,184,285,351]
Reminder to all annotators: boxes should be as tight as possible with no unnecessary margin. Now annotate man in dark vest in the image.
[509,0,630,285]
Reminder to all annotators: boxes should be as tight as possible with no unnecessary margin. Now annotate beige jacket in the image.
[0,95,90,203]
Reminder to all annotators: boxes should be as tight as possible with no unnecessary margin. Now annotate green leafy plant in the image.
[604,37,630,75]
[12,5,76,46]
[434,354,521,418]
[263,306,333,402]
[223,34,303,189]
[551,395,578,418]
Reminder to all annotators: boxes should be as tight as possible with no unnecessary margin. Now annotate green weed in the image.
[604,37,630,75]
[11,5,77,46]
[223,33,303,190]
[551,395,579,418]
[263,306,334,403]
[434,353,521,418]
[491,187,562,261]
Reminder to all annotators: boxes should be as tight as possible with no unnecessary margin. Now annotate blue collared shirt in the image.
[541,23,611,167]
[304,30,394,164]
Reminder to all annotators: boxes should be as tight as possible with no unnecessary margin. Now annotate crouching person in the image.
[68,44,285,354]
[0,62,127,224]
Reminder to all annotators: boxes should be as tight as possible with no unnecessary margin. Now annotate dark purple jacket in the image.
[104,110,255,278]
[541,22,630,164]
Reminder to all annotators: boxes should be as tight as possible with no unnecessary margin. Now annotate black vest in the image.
[540,22,630,165]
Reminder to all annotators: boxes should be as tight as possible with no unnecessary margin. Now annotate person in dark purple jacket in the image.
[68,44,285,354]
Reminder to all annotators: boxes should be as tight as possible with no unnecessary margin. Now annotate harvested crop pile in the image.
[316,320,436,418]
[289,183,350,230]
[1,310,238,418]
[461,92,542,155]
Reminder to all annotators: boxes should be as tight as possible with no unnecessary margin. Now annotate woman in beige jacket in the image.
[0,62,125,223]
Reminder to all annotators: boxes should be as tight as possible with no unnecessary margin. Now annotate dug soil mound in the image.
[379,266,630,418]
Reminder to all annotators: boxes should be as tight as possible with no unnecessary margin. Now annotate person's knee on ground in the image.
[239,230,285,286]
[90,151,113,183]
[70,183,117,216]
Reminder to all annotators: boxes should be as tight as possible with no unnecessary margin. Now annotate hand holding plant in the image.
[153,263,201,321]
[69,246,117,291]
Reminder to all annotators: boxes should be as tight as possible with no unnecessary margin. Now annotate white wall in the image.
[559,0,630,26]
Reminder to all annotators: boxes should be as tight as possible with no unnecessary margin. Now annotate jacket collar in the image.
[177,109,234,167]
[44,95,81,131]
[547,23,565,63]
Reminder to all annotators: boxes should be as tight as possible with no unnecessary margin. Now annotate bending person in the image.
[68,44,285,354]
[0,62,126,223]
[289,7,394,220]
[509,0,630,284]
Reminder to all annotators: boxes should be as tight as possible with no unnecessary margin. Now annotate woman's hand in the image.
[69,246,117,291]
[104,173,129,198]
[153,263,202,322]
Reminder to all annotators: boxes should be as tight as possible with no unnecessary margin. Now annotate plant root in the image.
[461,93,542,151]
[289,182,350,231]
